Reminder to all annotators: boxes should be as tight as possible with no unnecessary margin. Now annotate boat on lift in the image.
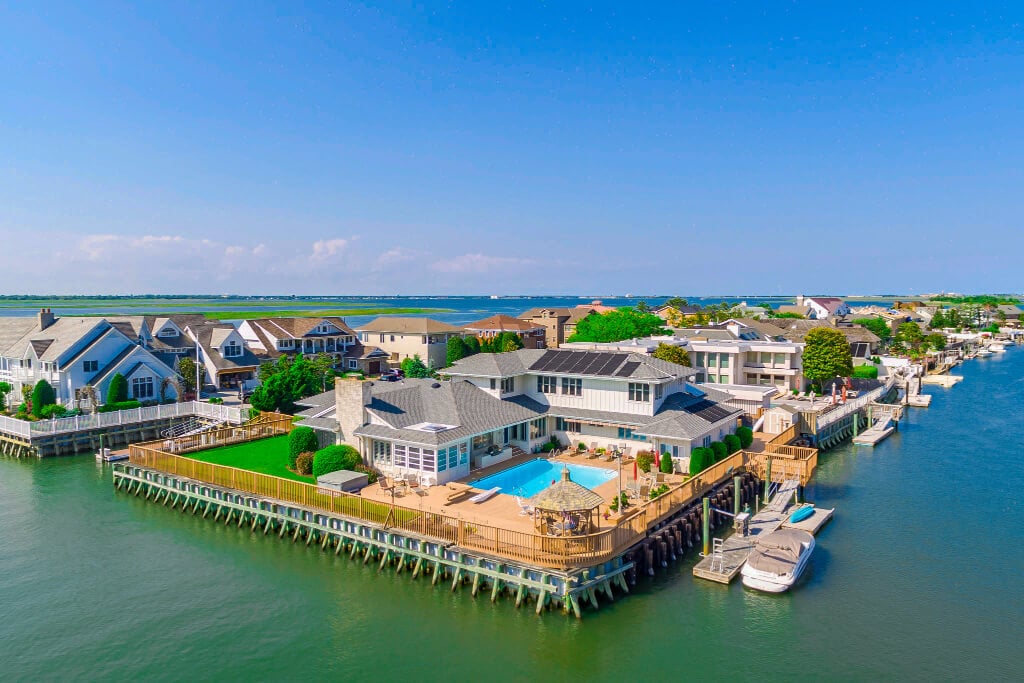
[741,528,815,593]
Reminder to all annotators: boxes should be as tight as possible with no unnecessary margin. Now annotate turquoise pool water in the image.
[469,459,616,497]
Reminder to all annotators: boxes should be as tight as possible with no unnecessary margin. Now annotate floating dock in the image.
[921,374,963,387]
[692,479,799,584]
[906,394,932,407]
[853,421,895,446]
[781,505,834,534]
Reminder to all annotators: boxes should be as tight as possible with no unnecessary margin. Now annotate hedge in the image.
[710,441,728,462]
[97,400,142,413]
[723,434,741,454]
[659,451,674,474]
[312,445,362,478]
[689,447,712,475]
[107,373,129,404]
[853,365,879,379]
[31,380,56,418]
[289,427,319,468]
[735,426,754,449]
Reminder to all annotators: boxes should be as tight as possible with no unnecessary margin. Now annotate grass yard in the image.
[183,435,314,483]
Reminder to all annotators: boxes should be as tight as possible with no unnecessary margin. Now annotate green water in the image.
[2,354,1020,681]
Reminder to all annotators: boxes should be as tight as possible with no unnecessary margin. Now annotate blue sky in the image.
[1,2,1021,295]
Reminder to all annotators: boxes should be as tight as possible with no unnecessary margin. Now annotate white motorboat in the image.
[741,528,815,593]
[976,348,993,357]
[988,342,1006,353]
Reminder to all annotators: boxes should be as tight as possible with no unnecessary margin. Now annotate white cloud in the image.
[373,247,417,270]
[431,253,536,274]
[309,238,349,264]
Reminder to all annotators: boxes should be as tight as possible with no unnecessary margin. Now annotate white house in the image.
[355,317,464,369]
[323,348,743,484]
[239,316,391,375]
[797,295,852,320]
[0,309,180,407]
[186,324,260,391]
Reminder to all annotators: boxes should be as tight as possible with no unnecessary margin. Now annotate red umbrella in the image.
[633,460,637,480]
[654,450,661,469]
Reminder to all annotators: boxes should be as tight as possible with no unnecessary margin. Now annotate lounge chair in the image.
[469,486,501,504]
[621,446,633,461]
[587,441,598,455]
[515,496,535,516]
[625,480,641,501]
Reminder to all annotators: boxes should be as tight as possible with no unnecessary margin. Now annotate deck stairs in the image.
[160,418,223,439]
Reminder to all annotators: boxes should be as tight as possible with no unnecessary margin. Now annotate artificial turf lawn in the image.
[183,435,315,483]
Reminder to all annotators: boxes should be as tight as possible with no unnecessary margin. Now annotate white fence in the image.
[0,402,246,440]
[815,378,896,430]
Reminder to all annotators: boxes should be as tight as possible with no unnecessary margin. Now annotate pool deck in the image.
[359,452,685,535]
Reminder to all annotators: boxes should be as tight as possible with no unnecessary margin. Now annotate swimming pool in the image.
[469,459,617,498]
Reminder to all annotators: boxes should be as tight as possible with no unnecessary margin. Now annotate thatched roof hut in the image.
[529,466,604,535]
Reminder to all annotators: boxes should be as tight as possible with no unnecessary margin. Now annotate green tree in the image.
[177,357,206,394]
[312,444,362,478]
[0,381,11,412]
[288,426,319,469]
[567,308,667,343]
[463,336,480,355]
[635,300,651,313]
[664,297,689,310]
[709,441,728,462]
[446,336,468,366]
[652,343,690,367]
[802,328,854,383]
[853,317,892,341]
[929,310,947,329]
[31,380,56,417]
[895,322,925,353]
[308,352,337,391]
[723,434,741,454]
[735,426,754,449]
[107,373,129,404]
[401,355,433,378]
[925,333,946,351]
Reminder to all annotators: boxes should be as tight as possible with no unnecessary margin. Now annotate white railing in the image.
[0,401,246,439]
[815,378,896,430]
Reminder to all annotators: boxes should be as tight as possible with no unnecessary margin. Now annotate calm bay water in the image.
[2,336,1020,680]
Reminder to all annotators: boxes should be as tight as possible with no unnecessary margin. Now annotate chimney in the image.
[335,377,372,448]
[38,308,55,331]
[795,294,805,308]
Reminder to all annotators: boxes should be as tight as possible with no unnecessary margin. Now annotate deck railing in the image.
[125,438,790,569]
[0,401,247,439]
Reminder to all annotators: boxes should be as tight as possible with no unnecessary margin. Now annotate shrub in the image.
[312,445,362,478]
[689,447,712,475]
[649,484,670,499]
[723,434,741,454]
[207,396,224,404]
[540,441,556,453]
[30,380,56,417]
[609,497,619,512]
[107,373,129,404]
[294,451,315,475]
[288,427,319,468]
[853,365,879,379]
[710,441,728,462]
[636,450,655,473]
[577,442,586,452]
[659,451,674,474]
[353,463,379,484]
[735,426,754,449]
[96,400,142,413]
[39,404,68,419]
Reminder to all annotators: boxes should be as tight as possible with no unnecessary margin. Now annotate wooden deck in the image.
[692,479,799,584]
[853,423,895,446]
[782,505,834,534]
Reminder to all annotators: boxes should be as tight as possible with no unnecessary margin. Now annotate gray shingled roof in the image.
[354,379,543,446]
[355,317,463,334]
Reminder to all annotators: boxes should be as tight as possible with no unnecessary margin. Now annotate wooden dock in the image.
[692,479,799,584]
[906,394,932,407]
[921,374,963,387]
[782,505,834,534]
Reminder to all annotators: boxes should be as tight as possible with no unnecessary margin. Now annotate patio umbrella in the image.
[633,460,637,480]
[654,450,661,469]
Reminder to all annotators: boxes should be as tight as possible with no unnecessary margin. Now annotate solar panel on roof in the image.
[552,352,580,373]
[529,350,559,371]
[616,361,640,377]
[683,399,734,423]
[599,355,627,375]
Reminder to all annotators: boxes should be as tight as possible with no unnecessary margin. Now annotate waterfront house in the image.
[463,314,547,349]
[0,309,181,408]
[766,319,880,359]
[238,316,390,374]
[185,324,260,391]
[518,306,597,348]
[794,295,852,320]
[355,317,464,369]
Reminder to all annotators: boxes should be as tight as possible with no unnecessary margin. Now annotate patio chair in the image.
[587,441,598,455]
[515,496,535,516]
[625,480,641,501]
[621,446,633,461]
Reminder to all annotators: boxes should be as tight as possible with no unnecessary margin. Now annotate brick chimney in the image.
[335,377,373,449]
[38,308,55,331]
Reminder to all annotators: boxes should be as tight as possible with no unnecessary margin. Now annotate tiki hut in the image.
[529,466,605,536]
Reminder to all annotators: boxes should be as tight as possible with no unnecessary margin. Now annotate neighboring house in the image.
[765,319,881,359]
[463,314,546,350]
[518,306,598,347]
[238,317,357,361]
[355,317,464,369]
[795,295,852,320]
[776,304,812,318]
[185,324,260,390]
[0,309,180,407]
[652,304,702,322]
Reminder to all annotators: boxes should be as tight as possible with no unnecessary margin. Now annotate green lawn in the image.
[184,435,314,483]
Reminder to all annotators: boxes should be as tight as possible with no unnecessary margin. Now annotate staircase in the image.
[161,418,223,439]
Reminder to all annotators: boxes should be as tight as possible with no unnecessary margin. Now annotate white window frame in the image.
[628,382,650,402]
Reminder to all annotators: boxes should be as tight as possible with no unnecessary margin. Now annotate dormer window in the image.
[222,341,242,358]
[158,327,178,337]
